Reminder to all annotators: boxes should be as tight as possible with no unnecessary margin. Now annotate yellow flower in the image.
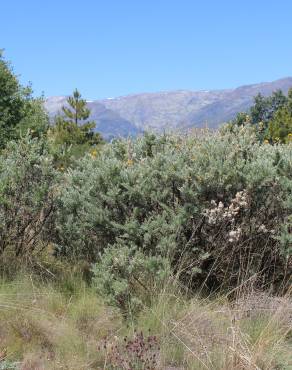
[90,149,97,158]
[127,159,133,166]
[264,140,269,144]
[288,133,292,137]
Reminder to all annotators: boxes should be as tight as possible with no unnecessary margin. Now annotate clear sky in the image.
[1,0,292,99]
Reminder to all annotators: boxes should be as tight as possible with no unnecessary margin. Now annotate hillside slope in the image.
[45,77,292,137]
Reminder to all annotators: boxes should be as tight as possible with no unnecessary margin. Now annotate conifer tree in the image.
[62,89,91,125]
[58,88,102,146]
[48,89,103,167]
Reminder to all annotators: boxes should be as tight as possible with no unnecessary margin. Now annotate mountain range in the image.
[45,77,292,139]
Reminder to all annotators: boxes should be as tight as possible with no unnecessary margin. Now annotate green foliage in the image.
[0,51,48,148]
[232,112,251,126]
[62,88,91,124]
[232,89,292,144]
[55,127,292,294]
[232,90,288,141]
[250,90,287,126]
[0,135,57,260]
[48,89,103,167]
[277,215,292,257]
[268,89,292,143]
[92,243,170,316]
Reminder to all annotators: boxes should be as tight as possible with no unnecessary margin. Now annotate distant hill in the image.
[45,77,292,138]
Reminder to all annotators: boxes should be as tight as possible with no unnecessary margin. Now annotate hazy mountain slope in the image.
[184,77,292,128]
[101,90,228,130]
[45,77,292,137]
[44,97,141,140]
[87,101,142,139]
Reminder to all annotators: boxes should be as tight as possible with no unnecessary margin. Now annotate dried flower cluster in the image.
[205,190,249,226]
[204,191,249,243]
[228,228,242,243]
[257,223,276,234]
[97,330,160,370]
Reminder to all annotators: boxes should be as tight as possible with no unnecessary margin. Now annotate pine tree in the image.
[48,89,103,167]
[59,88,102,145]
[62,89,91,125]
[54,89,102,146]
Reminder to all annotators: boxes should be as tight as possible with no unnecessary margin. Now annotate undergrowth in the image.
[0,274,291,369]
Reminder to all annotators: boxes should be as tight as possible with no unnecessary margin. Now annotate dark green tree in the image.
[250,90,287,125]
[0,50,48,148]
[268,88,292,143]
[232,90,288,141]
[62,89,90,125]
[54,88,102,145]
[48,89,103,167]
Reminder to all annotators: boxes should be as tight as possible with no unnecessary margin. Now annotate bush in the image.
[0,135,57,262]
[92,243,170,316]
[55,127,292,292]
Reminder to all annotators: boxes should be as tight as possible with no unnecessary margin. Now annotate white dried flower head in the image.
[258,224,267,232]
[235,191,242,199]
[228,228,241,241]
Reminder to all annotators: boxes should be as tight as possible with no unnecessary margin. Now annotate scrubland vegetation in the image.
[0,52,291,369]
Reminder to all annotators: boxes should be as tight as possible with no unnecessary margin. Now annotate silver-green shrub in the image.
[0,135,57,259]
[92,242,170,316]
[55,127,292,294]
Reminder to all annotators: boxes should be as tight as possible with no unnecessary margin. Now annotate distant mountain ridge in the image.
[45,77,292,139]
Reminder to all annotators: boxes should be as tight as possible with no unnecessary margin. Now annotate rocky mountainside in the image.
[45,77,292,139]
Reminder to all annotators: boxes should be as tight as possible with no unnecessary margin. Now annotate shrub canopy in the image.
[54,127,292,292]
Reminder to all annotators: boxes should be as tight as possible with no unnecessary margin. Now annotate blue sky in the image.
[1,0,292,99]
